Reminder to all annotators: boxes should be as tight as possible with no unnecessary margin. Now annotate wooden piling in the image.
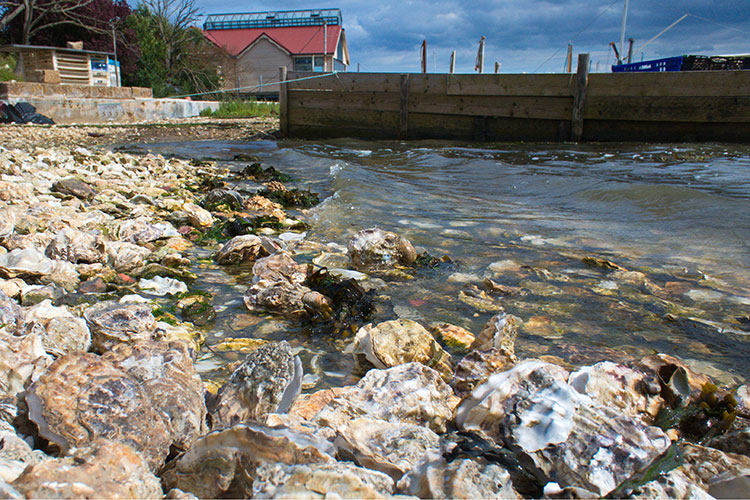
[571,53,590,142]
[449,51,456,74]
[279,66,289,138]
[399,74,410,140]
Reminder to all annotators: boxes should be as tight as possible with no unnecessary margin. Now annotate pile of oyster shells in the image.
[0,143,748,499]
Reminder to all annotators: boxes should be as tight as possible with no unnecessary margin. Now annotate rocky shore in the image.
[0,123,748,499]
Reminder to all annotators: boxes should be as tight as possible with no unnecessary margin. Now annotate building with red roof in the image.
[203,9,349,98]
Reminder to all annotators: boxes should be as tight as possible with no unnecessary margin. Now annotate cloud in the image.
[193,0,750,73]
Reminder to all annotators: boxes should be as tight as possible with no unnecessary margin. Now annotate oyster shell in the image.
[455,359,671,496]
[11,439,162,499]
[348,227,417,268]
[182,202,213,228]
[138,275,188,296]
[25,300,91,356]
[0,209,15,240]
[334,417,441,481]
[83,300,157,352]
[161,423,334,499]
[209,341,302,428]
[0,249,54,279]
[214,234,270,265]
[105,241,151,273]
[114,217,178,244]
[244,280,332,318]
[347,319,453,382]
[50,177,96,201]
[0,291,25,336]
[44,228,105,264]
[25,352,172,471]
[253,461,395,499]
[314,362,455,434]
[252,252,308,284]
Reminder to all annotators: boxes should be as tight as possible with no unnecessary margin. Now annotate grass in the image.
[200,99,278,119]
[0,54,20,82]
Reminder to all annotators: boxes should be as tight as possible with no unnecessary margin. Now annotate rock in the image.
[25,352,172,471]
[314,363,455,434]
[138,275,188,296]
[11,439,162,499]
[334,417,441,481]
[25,300,91,356]
[44,228,105,264]
[51,178,96,201]
[209,341,302,428]
[176,294,216,326]
[707,425,750,458]
[161,423,334,499]
[347,319,453,382]
[253,461,396,499]
[106,241,151,272]
[83,301,157,352]
[456,360,671,496]
[568,361,663,422]
[430,323,476,351]
[182,202,214,228]
[102,341,207,451]
[348,227,417,268]
[78,276,108,294]
[0,249,54,279]
[398,453,519,499]
[214,235,270,265]
[202,189,243,211]
[471,312,521,357]
[452,347,518,398]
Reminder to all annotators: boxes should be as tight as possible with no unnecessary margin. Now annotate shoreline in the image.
[0,122,748,499]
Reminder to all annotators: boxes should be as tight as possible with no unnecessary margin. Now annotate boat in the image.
[612,54,750,72]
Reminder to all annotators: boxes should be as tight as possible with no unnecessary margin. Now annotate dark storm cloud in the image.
[194,0,749,73]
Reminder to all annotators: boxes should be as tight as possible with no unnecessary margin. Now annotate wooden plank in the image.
[287,72,448,94]
[279,66,288,138]
[446,73,576,96]
[288,90,571,120]
[399,74,409,140]
[286,106,399,132]
[584,119,750,143]
[588,71,750,97]
[571,53,590,142]
[585,96,750,123]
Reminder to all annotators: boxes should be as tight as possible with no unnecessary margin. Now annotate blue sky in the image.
[190,0,749,73]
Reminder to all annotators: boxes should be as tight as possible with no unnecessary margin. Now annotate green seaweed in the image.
[414,251,457,270]
[238,162,293,182]
[196,216,283,244]
[654,381,738,441]
[305,267,375,334]
[258,188,319,208]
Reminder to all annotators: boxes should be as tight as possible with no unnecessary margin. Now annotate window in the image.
[314,56,324,72]
[294,57,312,71]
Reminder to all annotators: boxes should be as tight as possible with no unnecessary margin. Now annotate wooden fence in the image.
[279,59,750,143]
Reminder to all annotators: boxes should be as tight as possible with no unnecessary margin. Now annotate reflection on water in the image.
[126,139,750,387]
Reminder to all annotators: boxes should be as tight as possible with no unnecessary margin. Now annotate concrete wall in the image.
[5,97,219,124]
[1,81,152,99]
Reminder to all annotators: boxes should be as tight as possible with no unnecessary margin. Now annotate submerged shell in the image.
[25,352,171,471]
[314,363,455,434]
[44,228,105,264]
[244,280,331,317]
[455,359,671,496]
[161,423,334,499]
[102,341,207,450]
[348,319,453,382]
[11,439,161,499]
[83,301,156,352]
[214,235,270,265]
[471,312,520,359]
[209,341,302,428]
[253,461,395,499]
[348,227,417,268]
[252,252,308,285]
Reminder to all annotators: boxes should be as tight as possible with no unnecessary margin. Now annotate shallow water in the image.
[126,139,750,388]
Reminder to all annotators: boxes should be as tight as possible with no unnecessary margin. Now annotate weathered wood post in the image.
[571,53,590,142]
[399,74,410,140]
[279,66,288,138]
[449,51,456,74]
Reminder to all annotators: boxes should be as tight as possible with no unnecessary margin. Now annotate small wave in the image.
[329,162,347,176]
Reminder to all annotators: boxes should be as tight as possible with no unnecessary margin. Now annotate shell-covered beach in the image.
[0,120,749,499]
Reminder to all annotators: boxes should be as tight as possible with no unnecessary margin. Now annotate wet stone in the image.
[51,178,96,201]
[214,234,270,265]
[348,227,417,268]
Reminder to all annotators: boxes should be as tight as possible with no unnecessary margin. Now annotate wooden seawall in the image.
[279,64,750,143]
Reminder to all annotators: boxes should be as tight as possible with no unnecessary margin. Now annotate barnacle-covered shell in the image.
[105,241,151,273]
[314,363,454,434]
[209,341,302,428]
[103,341,207,450]
[161,423,334,499]
[244,281,332,318]
[253,461,395,499]
[11,439,162,499]
[347,319,453,382]
[214,235,270,265]
[252,252,308,284]
[456,359,671,496]
[26,353,171,471]
[334,417,441,481]
[348,227,417,268]
[44,228,105,264]
[114,217,178,244]
[83,301,156,352]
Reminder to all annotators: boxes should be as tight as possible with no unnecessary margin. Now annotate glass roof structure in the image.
[204,9,342,30]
